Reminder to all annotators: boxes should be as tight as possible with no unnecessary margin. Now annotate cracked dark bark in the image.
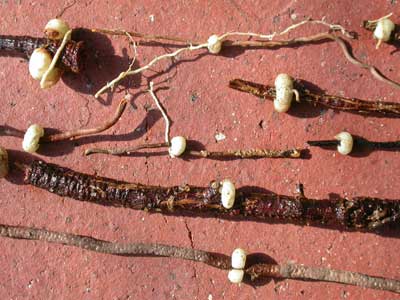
[229,78,400,117]
[0,35,84,73]
[23,160,400,230]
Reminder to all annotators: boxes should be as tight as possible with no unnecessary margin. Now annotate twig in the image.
[229,77,400,117]
[94,18,356,98]
[23,160,400,230]
[1,224,399,293]
[42,96,128,142]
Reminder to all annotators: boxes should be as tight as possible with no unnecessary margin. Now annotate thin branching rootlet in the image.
[93,18,400,98]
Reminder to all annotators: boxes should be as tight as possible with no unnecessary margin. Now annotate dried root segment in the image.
[0,35,84,73]
[85,144,304,159]
[246,263,400,293]
[187,148,301,159]
[229,78,400,117]
[24,160,222,211]
[23,160,400,230]
[1,223,400,293]
[0,224,230,269]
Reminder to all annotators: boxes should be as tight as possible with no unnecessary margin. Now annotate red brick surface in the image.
[1,1,400,299]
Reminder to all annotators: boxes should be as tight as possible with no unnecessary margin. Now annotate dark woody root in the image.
[229,78,400,117]
[0,35,84,73]
[23,160,400,230]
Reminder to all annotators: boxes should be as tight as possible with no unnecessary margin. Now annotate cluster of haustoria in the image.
[168,136,187,157]
[22,124,44,153]
[228,248,247,284]
[29,19,71,89]
[374,17,395,49]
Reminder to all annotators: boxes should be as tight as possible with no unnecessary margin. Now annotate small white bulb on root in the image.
[44,19,71,40]
[28,48,62,88]
[228,269,244,284]
[274,74,299,113]
[207,34,222,54]
[0,147,9,178]
[220,179,235,209]
[22,124,44,153]
[40,29,72,89]
[231,248,247,270]
[374,18,395,49]
[334,131,353,155]
[29,48,53,80]
[169,136,187,157]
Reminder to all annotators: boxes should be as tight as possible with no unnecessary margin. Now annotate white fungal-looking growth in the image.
[44,19,71,40]
[28,19,71,89]
[22,124,44,153]
[169,136,187,157]
[28,48,53,80]
[274,74,300,113]
[231,248,247,270]
[335,131,353,155]
[0,147,9,178]
[220,179,235,209]
[374,18,395,49]
[40,29,72,89]
[228,269,244,284]
[207,34,222,54]
[28,48,62,88]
